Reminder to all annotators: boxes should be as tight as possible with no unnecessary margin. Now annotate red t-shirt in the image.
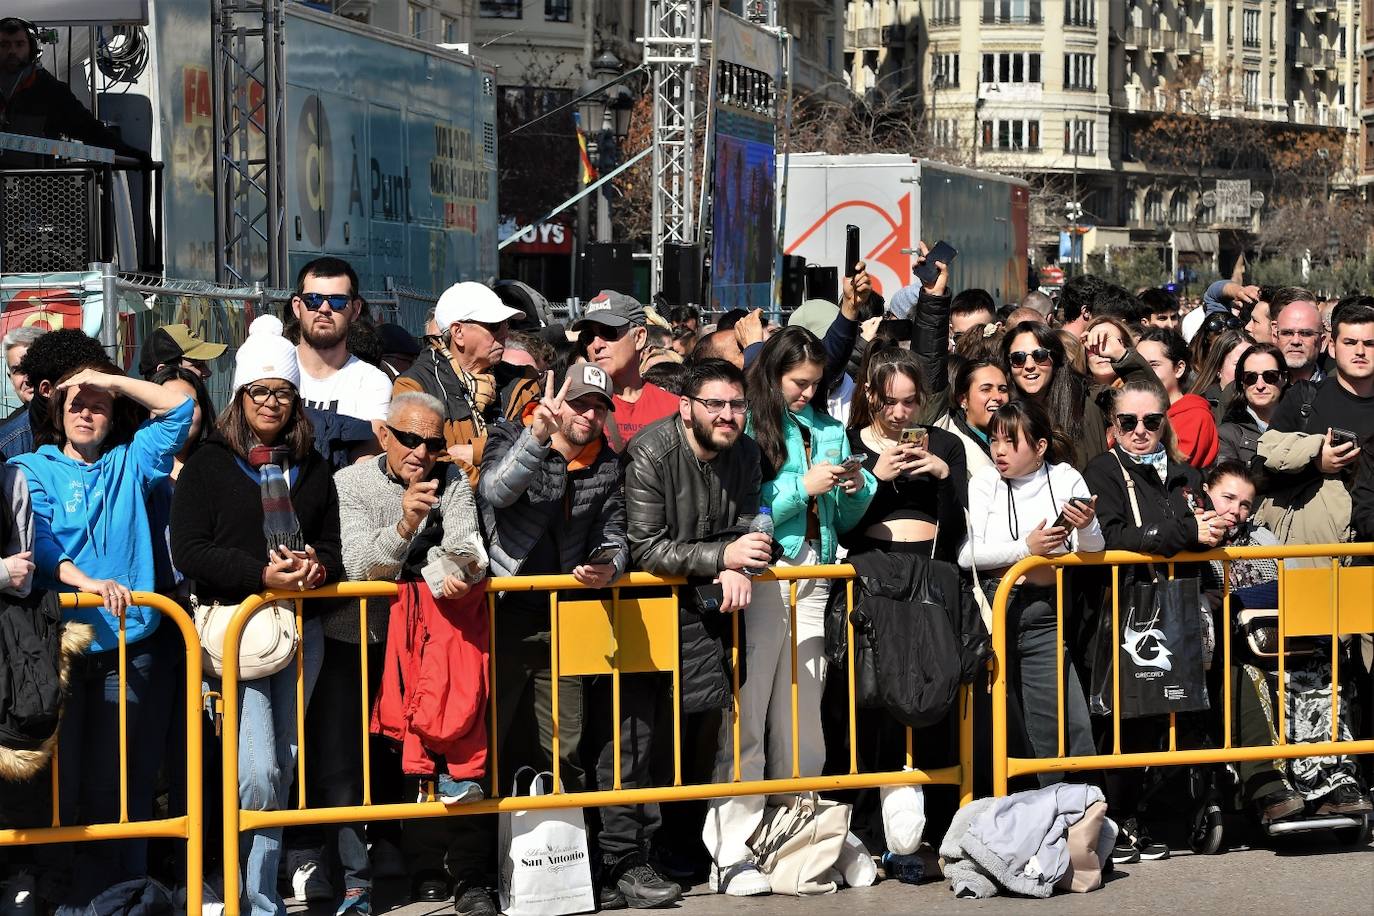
[610,381,680,449]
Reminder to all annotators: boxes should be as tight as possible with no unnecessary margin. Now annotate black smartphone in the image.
[913,240,959,287]
[585,542,619,566]
[1329,427,1360,450]
[1052,496,1094,530]
[845,224,861,278]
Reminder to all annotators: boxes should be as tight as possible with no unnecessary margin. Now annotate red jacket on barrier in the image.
[371,580,490,779]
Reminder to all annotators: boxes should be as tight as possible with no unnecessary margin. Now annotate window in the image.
[932,118,959,148]
[1242,9,1259,48]
[1203,6,1214,42]
[1169,193,1191,224]
[1144,190,1164,224]
[981,0,1042,24]
[480,0,523,18]
[1064,118,1093,154]
[1268,72,1274,100]
[1268,12,1275,49]
[933,52,960,87]
[1338,83,1346,106]
[1243,69,1259,107]
[1338,28,1347,57]
[981,118,1040,150]
[545,0,571,21]
[1064,53,1095,90]
[1225,5,1233,44]
[981,51,1041,84]
[1064,0,1095,27]
[409,2,425,38]
[441,15,459,42]
[931,0,960,24]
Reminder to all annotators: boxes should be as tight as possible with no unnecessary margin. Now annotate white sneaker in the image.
[291,861,332,902]
[709,863,771,897]
[0,871,36,916]
[200,880,225,916]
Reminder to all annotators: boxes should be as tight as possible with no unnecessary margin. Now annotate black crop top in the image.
[841,424,969,562]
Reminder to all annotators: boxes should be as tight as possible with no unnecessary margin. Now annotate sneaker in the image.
[454,885,497,916]
[880,851,925,884]
[615,863,681,909]
[1314,783,1374,816]
[419,775,484,806]
[1255,788,1305,823]
[0,871,37,916]
[291,861,333,903]
[1108,834,1140,866]
[1121,818,1170,861]
[336,888,371,916]
[708,862,771,897]
[597,882,627,911]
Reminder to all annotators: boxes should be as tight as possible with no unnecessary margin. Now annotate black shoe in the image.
[454,885,497,916]
[1255,788,1305,823]
[598,883,628,911]
[412,871,451,903]
[1315,783,1374,816]
[615,863,681,909]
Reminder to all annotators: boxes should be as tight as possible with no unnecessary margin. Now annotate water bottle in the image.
[744,507,773,577]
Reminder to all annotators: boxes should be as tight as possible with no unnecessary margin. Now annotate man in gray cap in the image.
[571,290,681,450]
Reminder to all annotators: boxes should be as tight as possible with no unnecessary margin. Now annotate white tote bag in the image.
[498,769,595,916]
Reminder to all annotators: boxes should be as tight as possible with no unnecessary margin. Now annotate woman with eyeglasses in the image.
[999,321,1106,472]
[171,317,343,916]
[1216,343,1287,465]
[959,400,1103,782]
[1082,378,1229,863]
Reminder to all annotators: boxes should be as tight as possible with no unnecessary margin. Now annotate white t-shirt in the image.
[297,354,391,422]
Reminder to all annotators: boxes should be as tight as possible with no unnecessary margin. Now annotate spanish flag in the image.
[574,111,597,186]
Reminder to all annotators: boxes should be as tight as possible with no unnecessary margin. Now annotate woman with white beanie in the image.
[171,315,343,916]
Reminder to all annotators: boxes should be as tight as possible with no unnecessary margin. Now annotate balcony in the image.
[981,11,1043,26]
[882,24,906,46]
[844,28,881,52]
[1123,27,1165,54]
[1291,45,1338,70]
[1167,29,1202,55]
[929,14,960,29]
[1064,14,1096,29]
[1308,0,1337,16]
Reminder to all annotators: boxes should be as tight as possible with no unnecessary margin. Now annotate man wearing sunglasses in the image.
[291,258,393,435]
[572,290,680,449]
[395,281,540,475]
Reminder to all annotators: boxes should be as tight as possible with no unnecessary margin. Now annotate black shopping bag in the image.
[1117,577,1210,719]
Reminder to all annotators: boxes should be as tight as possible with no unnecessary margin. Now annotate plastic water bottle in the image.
[744,508,773,577]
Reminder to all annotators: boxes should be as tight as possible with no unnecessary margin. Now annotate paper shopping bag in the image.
[498,769,595,916]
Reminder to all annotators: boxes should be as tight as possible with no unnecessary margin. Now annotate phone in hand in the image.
[845,224,861,278]
[913,240,958,287]
[1052,496,1095,530]
[1329,427,1360,450]
[838,454,864,473]
[585,542,620,566]
[900,427,929,449]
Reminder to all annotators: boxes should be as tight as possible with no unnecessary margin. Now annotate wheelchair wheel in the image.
[1189,803,1225,855]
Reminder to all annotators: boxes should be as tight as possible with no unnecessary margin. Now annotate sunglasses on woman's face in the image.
[1115,412,1166,433]
[1008,348,1053,368]
[1241,369,1284,387]
[386,425,447,453]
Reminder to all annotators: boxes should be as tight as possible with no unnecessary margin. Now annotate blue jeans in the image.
[208,619,323,916]
[47,619,179,904]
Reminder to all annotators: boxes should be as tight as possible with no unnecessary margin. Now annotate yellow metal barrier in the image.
[216,567,974,915]
[989,543,1374,795]
[0,593,202,914]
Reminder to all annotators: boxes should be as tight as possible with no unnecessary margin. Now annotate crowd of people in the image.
[0,251,1372,915]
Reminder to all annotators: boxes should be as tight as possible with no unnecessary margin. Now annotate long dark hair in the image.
[849,341,923,431]
[1000,320,1089,446]
[987,399,1059,466]
[216,383,315,464]
[746,325,825,479]
[150,365,217,454]
[1224,342,1287,417]
[48,361,147,455]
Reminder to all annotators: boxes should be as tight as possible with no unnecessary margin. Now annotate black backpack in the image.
[0,588,64,756]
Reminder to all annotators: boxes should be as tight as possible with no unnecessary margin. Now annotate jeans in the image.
[46,619,179,904]
[208,618,323,916]
[1005,585,1096,784]
[703,543,829,868]
[586,673,670,866]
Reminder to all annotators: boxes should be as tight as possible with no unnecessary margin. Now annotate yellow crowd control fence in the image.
[214,566,973,915]
[0,593,203,914]
[989,543,1374,794]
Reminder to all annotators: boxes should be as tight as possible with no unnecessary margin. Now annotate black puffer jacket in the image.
[1082,446,1206,557]
[625,414,762,712]
[476,419,628,579]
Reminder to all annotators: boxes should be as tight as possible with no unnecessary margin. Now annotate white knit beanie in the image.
[232,315,301,392]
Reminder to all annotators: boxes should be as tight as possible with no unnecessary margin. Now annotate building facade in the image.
[845,0,1362,271]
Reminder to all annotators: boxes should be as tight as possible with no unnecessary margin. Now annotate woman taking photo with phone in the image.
[959,400,1102,782]
[702,325,875,897]
[172,316,343,916]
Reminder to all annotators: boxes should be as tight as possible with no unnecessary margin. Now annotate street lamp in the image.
[577,51,635,243]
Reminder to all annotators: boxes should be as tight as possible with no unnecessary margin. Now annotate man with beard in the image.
[477,363,681,911]
[290,257,393,431]
[1269,287,1329,384]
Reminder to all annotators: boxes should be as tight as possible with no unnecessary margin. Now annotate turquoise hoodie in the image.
[10,397,193,652]
[750,403,876,564]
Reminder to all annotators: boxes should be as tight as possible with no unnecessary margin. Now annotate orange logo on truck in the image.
[784,193,912,297]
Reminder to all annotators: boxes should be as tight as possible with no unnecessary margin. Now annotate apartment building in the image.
[1363,0,1374,184]
[844,1,1361,264]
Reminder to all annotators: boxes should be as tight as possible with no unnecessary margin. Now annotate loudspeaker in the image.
[662,242,703,306]
[580,242,633,301]
[781,254,806,311]
[804,265,838,305]
[0,169,96,273]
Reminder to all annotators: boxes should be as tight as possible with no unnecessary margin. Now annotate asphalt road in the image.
[289,836,1373,916]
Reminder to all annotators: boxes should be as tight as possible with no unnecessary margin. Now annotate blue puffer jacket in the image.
[751,404,876,564]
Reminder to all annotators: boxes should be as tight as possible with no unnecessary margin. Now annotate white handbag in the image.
[193,597,299,681]
[749,793,851,896]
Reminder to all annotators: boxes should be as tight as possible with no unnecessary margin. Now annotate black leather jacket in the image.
[624,414,762,578]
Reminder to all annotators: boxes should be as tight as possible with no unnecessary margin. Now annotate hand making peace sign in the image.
[531,370,572,444]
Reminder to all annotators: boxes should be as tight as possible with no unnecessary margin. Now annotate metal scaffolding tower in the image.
[643,0,705,295]
[212,0,287,287]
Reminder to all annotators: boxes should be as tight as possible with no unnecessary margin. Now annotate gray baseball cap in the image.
[572,289,646,330]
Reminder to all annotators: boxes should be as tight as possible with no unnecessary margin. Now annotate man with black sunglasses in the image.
[572,290,680,449]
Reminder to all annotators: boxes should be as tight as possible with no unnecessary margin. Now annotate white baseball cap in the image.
[434,281,524,328]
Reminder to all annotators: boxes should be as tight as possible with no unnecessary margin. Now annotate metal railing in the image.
[988,543,1374,794]
[0,593,203,913]
[214,568,973,915]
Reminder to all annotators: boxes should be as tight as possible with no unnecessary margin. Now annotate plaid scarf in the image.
[249,446,304,555]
